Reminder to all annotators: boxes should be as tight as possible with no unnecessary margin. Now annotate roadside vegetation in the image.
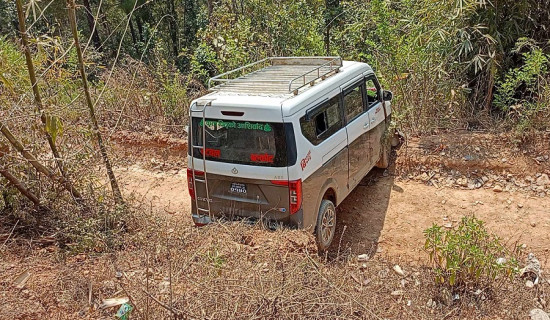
[1,0,549,318]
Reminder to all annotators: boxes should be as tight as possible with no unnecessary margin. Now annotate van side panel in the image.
[301,146,349,231]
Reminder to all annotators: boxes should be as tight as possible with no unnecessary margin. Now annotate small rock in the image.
[441,200,447,204]
[426,298,436,308]
[518,203,524,208]
[357,254,369,262]
[536,174,550,186]
[393,265,406,277]
[391,290,404,296]
[496,257,507,265]
[440,288,453,306]
[444,222,453,228]
[502,158,508,163]
[378,268,389,278]
[493,185,503,193]
[526,280,535,288]
[475,147,481,152]
[529,309,550,320]
[531,221,537,227]
[457,177,468,187]
[474,289,483,295]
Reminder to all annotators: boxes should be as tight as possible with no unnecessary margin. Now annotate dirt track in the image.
[116,131,550,266]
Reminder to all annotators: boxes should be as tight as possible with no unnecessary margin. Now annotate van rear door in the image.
[188,117,297,222]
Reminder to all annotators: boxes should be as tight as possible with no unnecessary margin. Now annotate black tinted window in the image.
[190,118,288,167]
[300,96,343,145]
[343,82,365,122]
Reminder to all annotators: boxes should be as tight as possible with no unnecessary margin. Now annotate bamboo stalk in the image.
[0,120,83,201]
[0,167,41,206]
[66,0,123,205]
[15,0,68,178]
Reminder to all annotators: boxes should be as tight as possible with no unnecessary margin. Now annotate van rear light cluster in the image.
[187,168,204,200]
[271,179,302,214]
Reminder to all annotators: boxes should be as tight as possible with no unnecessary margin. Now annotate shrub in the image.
[424,216,520,290]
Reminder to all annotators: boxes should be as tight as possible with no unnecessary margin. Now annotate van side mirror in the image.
[383,90,393,102]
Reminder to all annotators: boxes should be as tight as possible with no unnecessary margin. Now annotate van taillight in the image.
[271,179,302,214]
[187,168,204,200]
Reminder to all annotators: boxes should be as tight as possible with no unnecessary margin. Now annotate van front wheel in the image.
[315,199,336,251]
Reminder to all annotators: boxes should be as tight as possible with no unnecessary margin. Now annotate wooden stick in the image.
[0,167,40,206]
[66,0,124,205]
[15,0,68,178]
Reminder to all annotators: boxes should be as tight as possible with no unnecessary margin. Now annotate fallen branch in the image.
[1,220,19,249]
[0,167,41,206]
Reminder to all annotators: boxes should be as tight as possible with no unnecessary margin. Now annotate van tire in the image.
[315,199,336,252]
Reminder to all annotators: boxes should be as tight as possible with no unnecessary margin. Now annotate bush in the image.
[424,216,520,290]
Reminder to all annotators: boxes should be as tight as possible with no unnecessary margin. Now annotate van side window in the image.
[343,81,366,122]
[365,76,380,109]
[300,96,342,146]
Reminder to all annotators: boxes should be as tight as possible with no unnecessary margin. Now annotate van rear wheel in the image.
[315,199,336,251]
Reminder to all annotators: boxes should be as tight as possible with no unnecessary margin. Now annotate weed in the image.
[424,215,520,290]
[206,247,225,269]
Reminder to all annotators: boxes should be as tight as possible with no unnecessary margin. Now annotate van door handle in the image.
[371,118,376,123]
[363,123,370,129]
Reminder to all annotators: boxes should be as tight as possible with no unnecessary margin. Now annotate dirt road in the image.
[118,161,550,266]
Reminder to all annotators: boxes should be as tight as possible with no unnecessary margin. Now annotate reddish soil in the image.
[114,131,550,265]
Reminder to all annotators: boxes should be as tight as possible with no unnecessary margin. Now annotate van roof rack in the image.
[208,56,343,96]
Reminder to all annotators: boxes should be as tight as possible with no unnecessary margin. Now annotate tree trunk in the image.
[82,0,102,50]
[207,0,213,20]
[325,27,331,55]
[129,19,138,46]
[169,0,179,57]
[67,0,124,205]
[136,16,144,42]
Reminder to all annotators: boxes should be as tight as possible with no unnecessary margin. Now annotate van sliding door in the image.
[365,76,385,167]
[342,78,370,189]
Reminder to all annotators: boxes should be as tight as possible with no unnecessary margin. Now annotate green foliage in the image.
[190,42,219,83]
[0,1,16,37]
[494,43,549,111]
[158,69,189,124]
[45,115,64,144]
[424,216,520,290]
[0,37,32,96]
[206,247,225,269]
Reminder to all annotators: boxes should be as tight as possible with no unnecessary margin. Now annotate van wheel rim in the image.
[321,207,335,243]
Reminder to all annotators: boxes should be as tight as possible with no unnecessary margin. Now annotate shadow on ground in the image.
[328,161,397,260]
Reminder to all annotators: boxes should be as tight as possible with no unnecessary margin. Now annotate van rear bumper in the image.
[192,207,304,229]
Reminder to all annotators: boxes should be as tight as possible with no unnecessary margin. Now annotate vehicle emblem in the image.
[231,167,238,174]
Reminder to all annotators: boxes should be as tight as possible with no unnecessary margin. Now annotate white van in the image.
[187,57,393,250]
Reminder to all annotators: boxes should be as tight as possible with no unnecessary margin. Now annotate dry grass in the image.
[1,205,544,320]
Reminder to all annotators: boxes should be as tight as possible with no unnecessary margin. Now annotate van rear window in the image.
[189,118,289,167]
